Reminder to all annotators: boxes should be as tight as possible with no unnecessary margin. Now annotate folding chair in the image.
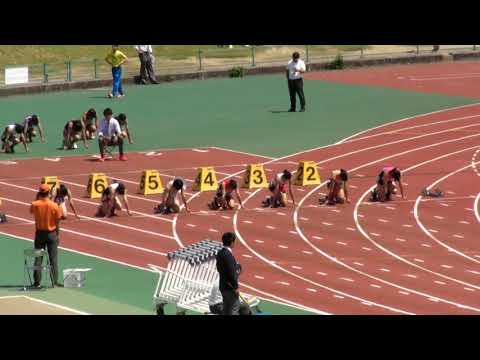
[23,249,54,291]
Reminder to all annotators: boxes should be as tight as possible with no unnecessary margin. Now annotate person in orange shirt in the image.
[30,184,64,288]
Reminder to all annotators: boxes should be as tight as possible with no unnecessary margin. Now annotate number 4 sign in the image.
[192,167,218,192]
[138,170,164,195]
[294,161,321,186]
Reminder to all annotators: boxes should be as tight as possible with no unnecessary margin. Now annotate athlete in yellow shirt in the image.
[105,45,128,98]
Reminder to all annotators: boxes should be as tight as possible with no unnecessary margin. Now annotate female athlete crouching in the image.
[96,182,132,217]
[262,170,296,208]
[154,178,190,215]
[208,179,243,210]
[62,119,88,150]
[371,166,406,202]
[320,169,350,205]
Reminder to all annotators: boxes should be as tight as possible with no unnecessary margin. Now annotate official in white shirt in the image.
[97,108,127,162]
[286,52,307,112]
[134,45,158,84]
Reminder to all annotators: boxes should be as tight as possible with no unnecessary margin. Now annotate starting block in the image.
[294,161,321,186]
[41,176,59,191]
[192,167,218,192]
[139,170,164,195]
[242,164,268,189]
[86,173,108,199]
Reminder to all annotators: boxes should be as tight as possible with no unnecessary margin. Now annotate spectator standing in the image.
[134,45,158,84]
[216,232,241,315]
[105,45,128,99]
[30,184,64,287]
[286,52,307,112]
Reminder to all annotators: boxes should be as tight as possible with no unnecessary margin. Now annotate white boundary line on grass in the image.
[0,294,89,315]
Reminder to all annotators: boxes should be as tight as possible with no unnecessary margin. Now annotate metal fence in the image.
[0,45,478,87]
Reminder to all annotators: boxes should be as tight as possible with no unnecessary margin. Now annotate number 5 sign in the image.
[86,173,109,199]
[294,161,321,186]
[139,170,164,195]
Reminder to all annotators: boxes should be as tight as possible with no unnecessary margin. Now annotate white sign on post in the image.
[5,67,29,85]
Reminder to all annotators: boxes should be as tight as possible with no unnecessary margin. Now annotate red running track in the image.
[2,104,480,314]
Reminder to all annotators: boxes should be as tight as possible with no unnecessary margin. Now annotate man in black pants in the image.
[30,184,64,287]
[134,45,158,85]
[216,232,241,315]
[286,52,307,112]
[97,108,127,162]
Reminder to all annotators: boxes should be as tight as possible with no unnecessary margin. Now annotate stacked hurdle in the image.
[149,240,260,315]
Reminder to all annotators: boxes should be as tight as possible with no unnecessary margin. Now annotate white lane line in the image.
[361,302,373,306]
[266,225,276,230]
[404,274,417,279]
[300,217,310,221]
[346,227,357,231]
[414,259,425,263]
[331,209,341,213]
[277,281,290,286]
[353,262,364,267]
[370,284,382,288]
[235,119,480,315]
[459,221,470,225]
[350,185,358,189]
[435,281,446,285]
[434,216,445,220]
[243,220,253,224]
[313,236,323,240]
[421,244,432,248]
[440,203,450,207]
[303,251,313,255]
[399,291,410,295]
[340,278,355,282]
[336,242,347,246]
[278,245,288,249]
[396,238,407,242]
[414,162,480,266]
[370,233,381,237]
[186,224,196,228]
[254,275,264,280]
[429,229,439,233]
[380,268,391,272]
[453,234,465,239]
[378,219,389,223]
[221,215,231,220]
[307,288,317,293]
[289,231,298,235]
[464,287,475,292]
[386,206,396,210]
[255,240,264,244]
[362,247,372,251]
[209,229,219,233]
[402,224,413,228]
[322,222,333,226]
[428,298,439,302]
[292,266,303,270]
[317,272,328,276]
[465,208,474,211]
[466,270,480,275]
[357,214,365,218]
[276,212,286,216]
[334,295,345,299]
[5,214,167,256]
[441,265,453,269]
[242,254,253,259]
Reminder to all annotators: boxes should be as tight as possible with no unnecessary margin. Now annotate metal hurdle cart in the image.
[150,240,260,315]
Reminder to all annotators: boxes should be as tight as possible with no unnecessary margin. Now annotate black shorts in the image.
[216,190,233,202]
